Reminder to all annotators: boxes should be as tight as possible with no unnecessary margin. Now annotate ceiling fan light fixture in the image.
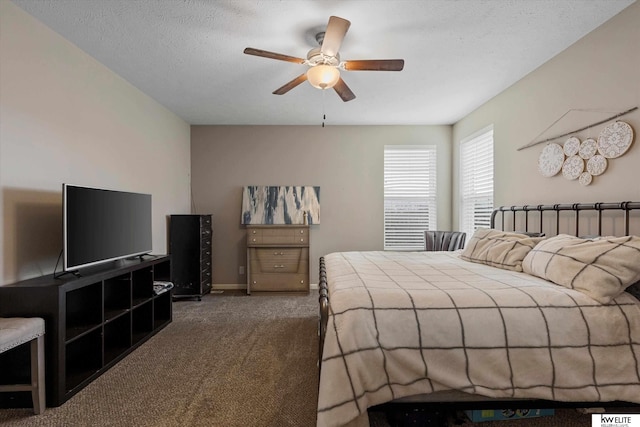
[307,65,340,90]
[244,15,403,101]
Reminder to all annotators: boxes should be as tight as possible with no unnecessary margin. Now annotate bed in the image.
[317,202,640,427]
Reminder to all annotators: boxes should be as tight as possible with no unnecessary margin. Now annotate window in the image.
[384,145,437,250]
[459,126,494,241]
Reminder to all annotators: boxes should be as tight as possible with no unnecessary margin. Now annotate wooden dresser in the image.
[246,225,309,294]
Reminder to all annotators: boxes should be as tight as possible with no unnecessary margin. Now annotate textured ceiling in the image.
[11,0,636,125]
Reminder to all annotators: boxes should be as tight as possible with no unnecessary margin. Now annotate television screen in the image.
[63,184,152,272]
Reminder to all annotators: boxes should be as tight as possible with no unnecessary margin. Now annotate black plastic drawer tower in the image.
[170,214,212,300]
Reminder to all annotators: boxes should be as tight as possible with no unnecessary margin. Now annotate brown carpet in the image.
[0,291,319,427]
[0,291,633,426]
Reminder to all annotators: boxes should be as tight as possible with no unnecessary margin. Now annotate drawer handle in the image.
[300,238,304,242]
[273,265,285,269]
[252,238,256,242]
[273,251,284,255]
[252,230,257,234]
[300,230,304,234]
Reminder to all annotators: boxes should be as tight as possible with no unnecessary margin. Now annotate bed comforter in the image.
[317,251,640,427]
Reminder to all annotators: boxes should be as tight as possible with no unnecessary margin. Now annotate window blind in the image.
[459,127,494,241]
[384,145,437,250]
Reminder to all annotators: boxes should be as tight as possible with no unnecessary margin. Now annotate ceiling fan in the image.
[244,16,404,102]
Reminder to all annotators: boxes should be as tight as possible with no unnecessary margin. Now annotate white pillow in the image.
[522,234,640,304]
[460,228,545,272]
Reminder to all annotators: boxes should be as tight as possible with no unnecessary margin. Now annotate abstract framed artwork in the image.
[241,186,320,225]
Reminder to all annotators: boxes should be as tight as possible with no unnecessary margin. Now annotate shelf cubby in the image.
[65,328,102,392]
[132,266,153,307]
[104,273,131,322]
[104,313,132,364]
[153,259,171,282]
[153,292,172,329]
[65,282,102,342]
[132,301,153,345]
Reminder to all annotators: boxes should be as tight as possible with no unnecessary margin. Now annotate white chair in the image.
[0,317,46,414]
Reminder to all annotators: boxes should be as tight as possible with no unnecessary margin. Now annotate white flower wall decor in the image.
[537,121,634,186]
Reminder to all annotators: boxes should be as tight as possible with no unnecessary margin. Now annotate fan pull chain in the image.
[321,89,326,127]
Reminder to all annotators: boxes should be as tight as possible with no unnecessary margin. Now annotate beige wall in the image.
[192,1,640,287]
[0,1,191,284]
[4,0,638,288]
[191,125,452,285]
[452,2,640,227]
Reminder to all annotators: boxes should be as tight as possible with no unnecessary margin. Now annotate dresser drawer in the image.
[250,248,308,274]
[201,235,212,251]
[247,226,308,246]
[201,254,212,270]
[249,273,308,292]
[201,266,212,283]
[201,215,212,228]
[201,227,212,241]
[201,247,212,260]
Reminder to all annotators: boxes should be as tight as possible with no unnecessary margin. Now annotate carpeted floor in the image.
[0,291,319,427]
[0,291,633,426]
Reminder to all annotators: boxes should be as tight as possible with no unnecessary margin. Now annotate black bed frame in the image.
[318,201,640,415]
[490,201,640,236]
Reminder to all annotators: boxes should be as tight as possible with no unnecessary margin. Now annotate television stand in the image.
[0,256,172,407]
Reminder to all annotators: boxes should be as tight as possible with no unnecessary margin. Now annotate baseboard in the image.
[211,283,318,291]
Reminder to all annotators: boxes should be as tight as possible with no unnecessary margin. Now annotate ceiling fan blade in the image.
[244,47,305,64]
[343,59,405,71]
[321,16,351,57]
[333,77,356,102]
[273,73,308,95]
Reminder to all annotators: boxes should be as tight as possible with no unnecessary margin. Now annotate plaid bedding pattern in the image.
[317,251,640,427]
[460,228,544,271]
[522,234,640,303]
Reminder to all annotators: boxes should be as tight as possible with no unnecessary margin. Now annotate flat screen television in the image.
[63,184,152,272]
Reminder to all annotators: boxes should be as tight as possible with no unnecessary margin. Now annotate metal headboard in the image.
[490,201,640,237]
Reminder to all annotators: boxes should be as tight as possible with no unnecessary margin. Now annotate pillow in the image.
[522,234,640,304]
[460,228,545,272]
